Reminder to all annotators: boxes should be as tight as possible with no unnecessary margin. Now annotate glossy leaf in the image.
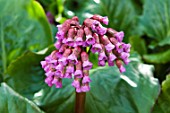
[140,0,170,47]
[0,0,52,75]
[85,62,160,113]
[0,83,44,113]
[33,61,159,113]
[5,51,46,100]
[33,79,75,113]
[143,49,170,64]
[5,45,55,100]
[152,74,170,113]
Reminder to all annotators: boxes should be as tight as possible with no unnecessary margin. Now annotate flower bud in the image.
[84,27,95,45]
[116,59,126,73]
[106,28,117,37]
[91,14,109,25]
[75,28,84,46]
[81,52,93,70]
[100,35,115,52]
[66,28,76,46]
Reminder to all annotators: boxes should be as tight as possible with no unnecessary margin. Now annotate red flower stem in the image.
[75,92,86,113]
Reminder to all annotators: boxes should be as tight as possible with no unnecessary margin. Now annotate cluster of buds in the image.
[41,14,131,92]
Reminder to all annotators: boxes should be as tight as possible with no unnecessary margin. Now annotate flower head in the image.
[41,14,131,92]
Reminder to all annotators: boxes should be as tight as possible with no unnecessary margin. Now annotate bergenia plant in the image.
[41,14,131,113]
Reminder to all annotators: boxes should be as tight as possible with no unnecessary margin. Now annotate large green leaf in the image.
[143,49,170,64]
[85,62,160,113]
[33,61,159,113]
[0,83,44,113]
[140,0,170,47]
[5,48,160,113]
[33,79,75,113]
[152,74,170,113]
[5,45,55,100]
[0,0,52,75]
[5,51,45,100]
[64,0,141,37]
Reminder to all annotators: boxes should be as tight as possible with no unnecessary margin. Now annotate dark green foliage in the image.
[0,0,170,112]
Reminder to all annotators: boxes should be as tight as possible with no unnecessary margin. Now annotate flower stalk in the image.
[75,92,86,113]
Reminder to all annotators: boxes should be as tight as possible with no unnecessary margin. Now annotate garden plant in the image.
[0,0,170,113]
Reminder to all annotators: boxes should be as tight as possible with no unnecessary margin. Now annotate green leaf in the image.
[140,0,170,47]
[143,49,170,64]
[0,0,52,75]
[89,53,98,69]
[64,0,141,37]
[0,83,44,113]
[129,36,147,55]
[5,51,46,100]
[33,79,75,113]
[5,45,55,100]
[33,61,159,113]
[152,74,170,113]
[5,48,160,113]
[85,62,160,113]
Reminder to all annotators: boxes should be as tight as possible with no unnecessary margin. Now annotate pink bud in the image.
[91,14,109,25]
[116,59,125,73]
[107,28,117,37]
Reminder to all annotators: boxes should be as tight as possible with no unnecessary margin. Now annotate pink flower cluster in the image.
[41,15,131,92]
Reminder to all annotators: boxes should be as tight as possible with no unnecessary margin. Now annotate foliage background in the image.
[0,0,170,113]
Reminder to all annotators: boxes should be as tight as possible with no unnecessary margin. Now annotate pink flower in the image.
[98,51,107,61]
[76,87,82,93]
[108,52,116,61]
[86,35,95,45]
[102,16,109,25]
[41,14,131,92]
[72,79,80,88]
[81,84,90,92]
[114,31,124,42]
[45,77,53,87]
[66,63,74,73]
[105,43,115,52]
[74,70,83,78]
[54,41,62,49]
[98,60,106,66]
[83,60,93,70]
[108,60,114,66]
[119,65,126,73]
[65,72,72,79]
[82,76,91,84]
[67,53,78,64]
[91,43,102,53]
[75,37,83,46]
